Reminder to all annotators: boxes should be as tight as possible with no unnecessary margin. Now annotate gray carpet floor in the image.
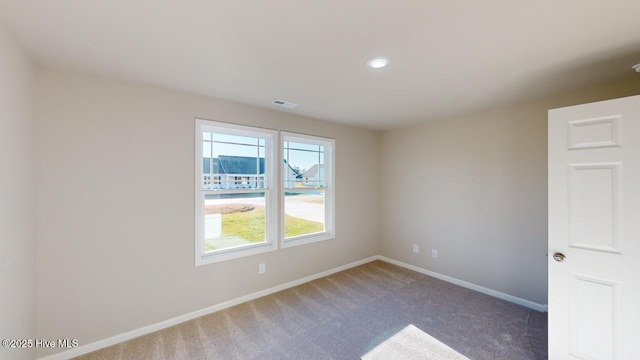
[74,260,547,359]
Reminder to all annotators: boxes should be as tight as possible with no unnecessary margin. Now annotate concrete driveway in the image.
[204,193,325,223]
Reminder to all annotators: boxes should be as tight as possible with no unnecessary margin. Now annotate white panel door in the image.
[549,95,640,359]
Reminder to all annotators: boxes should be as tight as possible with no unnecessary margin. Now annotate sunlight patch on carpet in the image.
[361,324,469,360]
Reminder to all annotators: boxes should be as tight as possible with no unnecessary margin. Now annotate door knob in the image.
[553,253,566,262]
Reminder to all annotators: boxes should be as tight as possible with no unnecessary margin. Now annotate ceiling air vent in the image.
[272,99,298,108]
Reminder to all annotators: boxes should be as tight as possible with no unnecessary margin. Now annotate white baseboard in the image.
[37,256,379,360]
[377,256,548,313]
[39,254,547,359]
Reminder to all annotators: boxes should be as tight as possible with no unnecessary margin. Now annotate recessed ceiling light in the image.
[633,63,640,73]
[367,57,390,69]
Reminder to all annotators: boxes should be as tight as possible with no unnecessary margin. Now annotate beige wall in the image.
[0,24,36,360]
[380,79,640,306]
[34,69,380,356]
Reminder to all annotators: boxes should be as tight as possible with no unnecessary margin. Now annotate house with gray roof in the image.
[203,156,300,189]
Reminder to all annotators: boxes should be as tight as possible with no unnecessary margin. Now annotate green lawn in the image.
[205,209,324,251]
[284,213,324,238]
[222,209,266,242]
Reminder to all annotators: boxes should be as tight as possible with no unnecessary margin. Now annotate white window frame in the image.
[281,132,335,248]
[195,119,278,266]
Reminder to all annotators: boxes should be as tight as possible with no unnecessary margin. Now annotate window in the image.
[195,120,335,265]
[195,119,277,265]
[282,132,335,246]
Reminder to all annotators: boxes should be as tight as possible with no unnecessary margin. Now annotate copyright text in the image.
[2,338,78,348]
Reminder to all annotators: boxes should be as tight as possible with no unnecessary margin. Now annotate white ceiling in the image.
[1,1,639,130]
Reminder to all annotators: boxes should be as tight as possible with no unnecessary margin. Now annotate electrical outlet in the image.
[432,249,438,258]
[413,244,419,253]
[259,263,266,274]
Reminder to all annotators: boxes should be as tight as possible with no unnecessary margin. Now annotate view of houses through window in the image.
[201,131,271,254]
[196,120,334,264]
[283,137,328,240]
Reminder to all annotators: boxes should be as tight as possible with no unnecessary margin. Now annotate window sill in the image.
[281,232,335,249]
[196,242,277,266]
